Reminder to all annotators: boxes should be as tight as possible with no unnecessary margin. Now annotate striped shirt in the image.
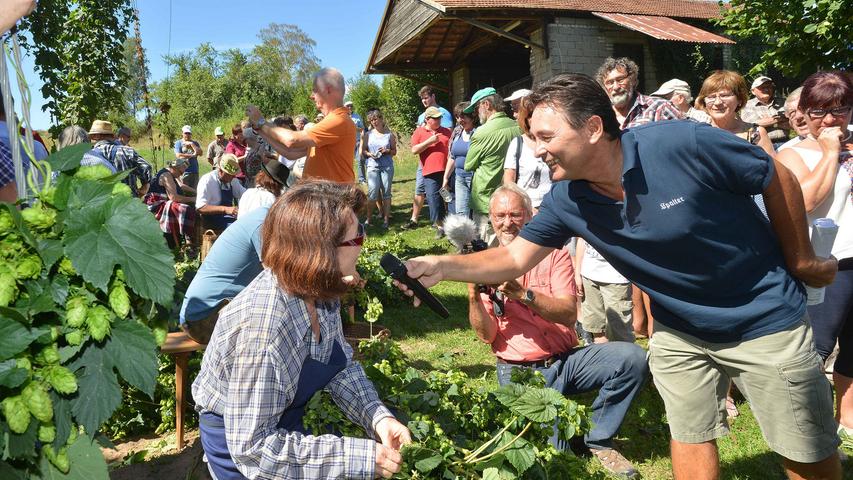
[621,93,683,129]
[91,140,152,196]
[192,269,393,479]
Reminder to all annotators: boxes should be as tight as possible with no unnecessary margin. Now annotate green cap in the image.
[463,87,497,114]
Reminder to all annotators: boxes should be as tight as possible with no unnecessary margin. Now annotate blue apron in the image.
[206,182,237,230]
[199,340,348,480]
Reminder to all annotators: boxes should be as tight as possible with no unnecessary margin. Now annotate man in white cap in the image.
[651,79,710,123]
[175,125,202,188]
[345,100,366,183]
[206,126,228,167]
[740,76,789,147]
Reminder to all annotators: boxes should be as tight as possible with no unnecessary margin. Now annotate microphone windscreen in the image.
[444,214,478,251]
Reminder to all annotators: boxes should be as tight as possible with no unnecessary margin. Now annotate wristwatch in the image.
[523,289,536,304]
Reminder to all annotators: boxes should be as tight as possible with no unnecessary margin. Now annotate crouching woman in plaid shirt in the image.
[192,180,411,479]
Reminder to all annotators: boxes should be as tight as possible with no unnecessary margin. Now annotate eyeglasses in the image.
[806,106,852,119]
[703,93,736,105]
[491,212,525,223]
[338,223,366,247]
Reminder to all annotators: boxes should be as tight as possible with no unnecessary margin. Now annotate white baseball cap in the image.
[181,125,192,134]
[651,79,691,97]
[750,76,773,90]
[505,89,532,101]
[344,101,353,107]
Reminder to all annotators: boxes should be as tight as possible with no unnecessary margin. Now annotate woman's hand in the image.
[817,126,844,155]
[374,417,411,478]
[574,273,585,299]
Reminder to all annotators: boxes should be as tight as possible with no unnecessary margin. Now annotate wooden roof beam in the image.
[415,0,546,51]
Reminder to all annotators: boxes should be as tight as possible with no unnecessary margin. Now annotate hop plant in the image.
[21,204,56,230]
[65,296,88,328]
[22,381,53,423]
[0,209,12,231]
[58,257,77,276]
[109,280,130,319]
[15,254,43,280]
[74,164,113,180]
[2,395,31,433]
[111,182,132,197]
[86,305,113,341]
[0,265,18,307]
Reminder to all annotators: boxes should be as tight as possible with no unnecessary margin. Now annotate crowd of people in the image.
[1,7,851,475]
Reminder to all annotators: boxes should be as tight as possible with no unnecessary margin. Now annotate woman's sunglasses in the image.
[338,223,366,247]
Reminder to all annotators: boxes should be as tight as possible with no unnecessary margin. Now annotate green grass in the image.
[353,149,853,479]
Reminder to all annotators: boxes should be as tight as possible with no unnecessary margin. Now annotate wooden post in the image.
[174,352,190,450]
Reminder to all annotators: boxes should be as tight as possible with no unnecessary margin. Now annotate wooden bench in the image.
[160,331,205,450]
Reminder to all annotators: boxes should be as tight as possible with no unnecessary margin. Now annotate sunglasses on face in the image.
[338,223,366,247]
[806,106,852,120]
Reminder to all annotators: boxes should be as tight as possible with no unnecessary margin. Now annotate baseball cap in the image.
[463,87,497,114]
[214,126,224,136]
[750,76,773,90]
[423,106,443,119]
[218,153,239,175]
[181,125,192,134]
[169,157,188,168]
[344,101,353,107]
[651,79,691,97]
[505,89,532,101]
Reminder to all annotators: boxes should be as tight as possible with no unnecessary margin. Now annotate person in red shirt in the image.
[410,106,452,238]
[467,184,647,479]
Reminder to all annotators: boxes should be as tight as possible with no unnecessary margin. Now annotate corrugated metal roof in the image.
[592,12,734,43]
[430,0,724,20]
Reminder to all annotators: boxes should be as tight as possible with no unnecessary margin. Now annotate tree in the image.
[379,75,421,136]
[18,0,136,135]
[254,23,321,86]
[716,0,852,77]
[347,75,382,118]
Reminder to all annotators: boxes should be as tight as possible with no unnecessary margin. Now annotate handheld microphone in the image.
[379,253,450,319]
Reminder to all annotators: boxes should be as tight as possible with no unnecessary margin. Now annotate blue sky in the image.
[9,0,389,129]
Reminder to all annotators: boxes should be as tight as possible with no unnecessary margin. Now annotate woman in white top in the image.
[778,71,853,436]
[239,159,290,217]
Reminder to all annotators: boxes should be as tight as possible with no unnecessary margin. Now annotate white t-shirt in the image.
[196,170,246,209]
[582,244,629,284]
[239,187,276,217]
[503,136,552,208]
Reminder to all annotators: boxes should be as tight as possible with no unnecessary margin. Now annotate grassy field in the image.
[341,147,851,479]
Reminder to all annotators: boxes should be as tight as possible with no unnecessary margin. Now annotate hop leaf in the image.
[2,395,31,433]
[21,204,56,230]
[23,381,54,422]
[58,257,77,276]
[39,423,56,443]
[86,305,113,341]
[65,296,88,328]
[108,280,130,319]
[65,329,84,346]
[74,165,113,180]
[111,183,132,197]
[0,209,12,231]
[34,344,60,365]
[43,365,78,394]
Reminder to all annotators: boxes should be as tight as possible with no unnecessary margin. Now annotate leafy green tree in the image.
[716,0,852,76]
[347,75,382,118]
[18,0,136,135]
[379,75,421,137]
[254,23,321,86]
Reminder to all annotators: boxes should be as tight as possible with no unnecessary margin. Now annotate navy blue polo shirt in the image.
[520,121,806,343]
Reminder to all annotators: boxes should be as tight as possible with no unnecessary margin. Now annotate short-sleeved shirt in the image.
[621,93,683,129]
[303,107,357,183]
[519,121,806,343]
[180,205,268,324]
[478,248,578,362]
[207,139,227,166]
[90,140,153,197]
[417,106,453,128]
[196,170,246,209]
[175,139,201,174]
[503,136,552,208]
[740,97,789,142]
[465,112,522,214]
[410,126,451,176]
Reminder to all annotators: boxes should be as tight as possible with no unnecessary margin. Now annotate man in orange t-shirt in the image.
[247,67,356,183]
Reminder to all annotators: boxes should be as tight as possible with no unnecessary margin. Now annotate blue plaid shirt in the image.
[91,140,152,196]
[192,269,393,479]
[0,140,15,188]
[622,93,683,129]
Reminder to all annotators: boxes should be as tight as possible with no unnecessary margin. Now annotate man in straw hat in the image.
[196,153,245,231]
[85,119,152,197]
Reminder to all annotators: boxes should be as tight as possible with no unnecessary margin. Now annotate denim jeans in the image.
[366,164,394,200]
[422,171,446,225]
[454,168,473,218]
[496,342,648,450]
[415,164,425,195]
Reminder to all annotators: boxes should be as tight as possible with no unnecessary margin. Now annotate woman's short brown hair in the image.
[261,180,366,299]
[798,71,853,112]
[254,170,282,197]
[695,70,750,112]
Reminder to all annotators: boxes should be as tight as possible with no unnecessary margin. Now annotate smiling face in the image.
[489,192,531,247]
[529,105,590,182]
[703,89,740,124]
[602,67,635,108]
[752,82,774,103]
[425,116,441,130]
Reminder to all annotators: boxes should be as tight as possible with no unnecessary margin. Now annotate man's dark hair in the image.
[522,73,621,140]
[418,86,434,97]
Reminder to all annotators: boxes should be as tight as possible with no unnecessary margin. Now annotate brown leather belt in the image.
[497,354,560,369]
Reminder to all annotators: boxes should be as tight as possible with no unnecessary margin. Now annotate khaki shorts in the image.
[648,316,839,463]
[580,277,633,342]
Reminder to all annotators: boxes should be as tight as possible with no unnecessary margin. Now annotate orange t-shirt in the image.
[303,107,357,183]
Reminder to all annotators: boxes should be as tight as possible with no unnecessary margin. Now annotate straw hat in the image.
[88,120,114,135]
[218,153,240,176]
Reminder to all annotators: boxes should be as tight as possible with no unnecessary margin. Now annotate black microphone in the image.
[379,253,450,319]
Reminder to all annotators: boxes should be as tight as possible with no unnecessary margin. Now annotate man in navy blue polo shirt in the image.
[396,74,841,480]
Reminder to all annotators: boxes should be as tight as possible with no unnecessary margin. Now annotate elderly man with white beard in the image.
[595,57,682,129]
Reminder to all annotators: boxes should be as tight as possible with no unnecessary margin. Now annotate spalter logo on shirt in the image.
[660,196,685,210]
